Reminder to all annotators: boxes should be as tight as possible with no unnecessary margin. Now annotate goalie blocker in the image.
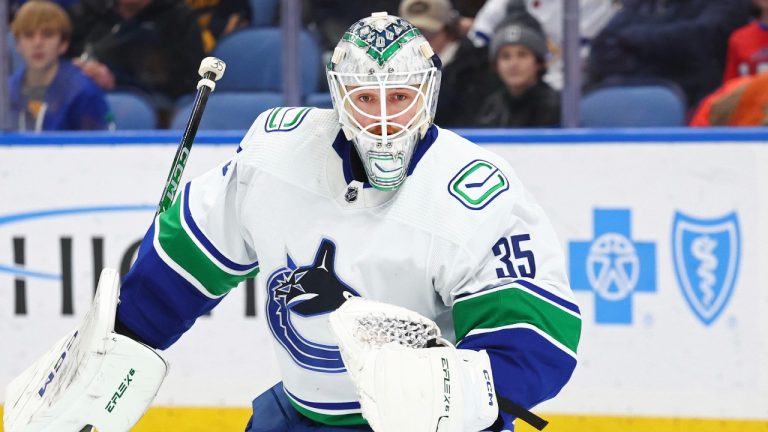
[3,269,168,432]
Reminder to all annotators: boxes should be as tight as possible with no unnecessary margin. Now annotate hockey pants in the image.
[245,382,373,432]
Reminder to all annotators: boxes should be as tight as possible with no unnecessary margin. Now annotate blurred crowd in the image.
[5,0,768,131]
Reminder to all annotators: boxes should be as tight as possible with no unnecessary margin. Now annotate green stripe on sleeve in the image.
[453,286,581,353]
[286,399,367,427]
[157,196,259,296]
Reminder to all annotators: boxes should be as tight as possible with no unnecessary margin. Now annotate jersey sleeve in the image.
[117,142,259,350]
[434,175,582,428]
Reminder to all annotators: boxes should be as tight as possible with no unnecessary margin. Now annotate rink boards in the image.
[0,128,766,431]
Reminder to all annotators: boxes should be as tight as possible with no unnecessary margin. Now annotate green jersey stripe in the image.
[453,285,581,352]
[179,192,258,276]
[454,282,580,318]
[463,323,577,359]
[286,398,367,426]
[156,195,259,296]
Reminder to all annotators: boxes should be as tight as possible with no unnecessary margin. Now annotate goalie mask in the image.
[327,12,442,191]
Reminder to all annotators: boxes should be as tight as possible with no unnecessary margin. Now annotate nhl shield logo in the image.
[672,212,740,325]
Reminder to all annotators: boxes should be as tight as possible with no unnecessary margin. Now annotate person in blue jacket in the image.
[587,0,751,108]
[9,0,112,131]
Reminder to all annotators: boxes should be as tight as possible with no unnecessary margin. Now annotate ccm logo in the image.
[38,331,79,397]
[483,369,494,406]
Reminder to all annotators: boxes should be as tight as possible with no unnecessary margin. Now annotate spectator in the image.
[400,0,500,127]
[67,0,205,116]
[472,21,560,127]
[588,0,751,108]
[400,0,461,63]
[525,0,620,90]
[9,0,112,131]
[723,0,768,82]
[185,0,251,53]
[691,72,768,126]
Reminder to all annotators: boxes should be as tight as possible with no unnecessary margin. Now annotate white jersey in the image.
[117,107,581,426]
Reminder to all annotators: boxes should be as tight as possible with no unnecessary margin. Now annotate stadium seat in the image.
[305,92,333,109]
[580,83,687,127]
[170,92,284,130]
[250,0,279,27]
[212,28,321,96]
[105,92,157,129]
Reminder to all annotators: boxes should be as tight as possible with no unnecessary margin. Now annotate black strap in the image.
[497,396,549,431]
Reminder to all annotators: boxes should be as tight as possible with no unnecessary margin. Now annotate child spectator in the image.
[473,22,560,127]
[723,0,768,82]
[9,0,112,131]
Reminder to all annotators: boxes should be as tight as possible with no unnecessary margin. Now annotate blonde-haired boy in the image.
[10,0,112,131]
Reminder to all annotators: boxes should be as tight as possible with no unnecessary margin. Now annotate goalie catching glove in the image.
[3,269,168,432]
[329,297,499,432]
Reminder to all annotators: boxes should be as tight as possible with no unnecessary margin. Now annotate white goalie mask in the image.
[327,12,442,191]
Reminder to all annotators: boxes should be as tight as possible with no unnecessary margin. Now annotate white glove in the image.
[329,297,499,432]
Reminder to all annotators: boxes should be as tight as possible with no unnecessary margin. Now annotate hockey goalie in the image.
[5,11,581,432]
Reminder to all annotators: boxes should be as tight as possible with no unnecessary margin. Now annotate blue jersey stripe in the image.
[117,223,226,350]
[458,327,577,428]
[183,182,259,272]
[513,280,581,314]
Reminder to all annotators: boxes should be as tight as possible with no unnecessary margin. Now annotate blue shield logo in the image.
[672,212,740,325]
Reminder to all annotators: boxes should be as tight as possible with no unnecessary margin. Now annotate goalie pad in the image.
[329,297,498,432]
[3,268,168,432]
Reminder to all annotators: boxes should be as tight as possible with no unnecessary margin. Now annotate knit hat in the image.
[489,22,548,62]
[399,0,455,33]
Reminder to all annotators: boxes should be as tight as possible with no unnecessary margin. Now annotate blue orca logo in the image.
[672,212,740,325]
[265,239,359,372]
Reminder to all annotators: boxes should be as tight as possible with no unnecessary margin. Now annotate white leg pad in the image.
[4,269,168,432]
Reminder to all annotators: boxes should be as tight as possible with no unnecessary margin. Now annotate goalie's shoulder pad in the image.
[239,107,338,152]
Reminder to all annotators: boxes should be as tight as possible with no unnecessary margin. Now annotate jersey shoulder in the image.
[429,126,522,211]
[235,107,339,173]
[389,127,525,244]
[238,107,339,153]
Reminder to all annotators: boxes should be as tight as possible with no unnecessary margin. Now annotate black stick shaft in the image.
[156,71,216,215]
[498,396,549,430]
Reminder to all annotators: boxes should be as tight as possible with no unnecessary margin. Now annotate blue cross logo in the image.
[569,209,656,324]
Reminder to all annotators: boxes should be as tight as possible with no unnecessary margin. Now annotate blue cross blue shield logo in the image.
[570,209,656,324]
[672,212,740,326]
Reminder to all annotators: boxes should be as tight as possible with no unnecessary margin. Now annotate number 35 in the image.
[492,234,536,278]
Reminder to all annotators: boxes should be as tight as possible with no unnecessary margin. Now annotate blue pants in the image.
[245,383,373,432]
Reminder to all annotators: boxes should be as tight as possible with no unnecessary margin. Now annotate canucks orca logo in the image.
[266,239,359,372]
[672,212,740,325]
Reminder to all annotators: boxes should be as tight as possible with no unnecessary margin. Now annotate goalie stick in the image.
[156,56,227,214]
[4,58,227,432]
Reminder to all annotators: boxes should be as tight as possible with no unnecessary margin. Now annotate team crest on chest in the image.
[265,239,360,372]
